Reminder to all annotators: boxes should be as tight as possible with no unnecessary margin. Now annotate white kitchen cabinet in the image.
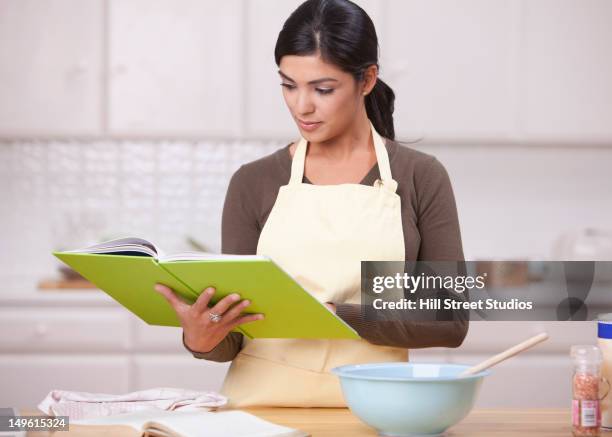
[383,0,520,142]
[244,0,385,139]
[0,0,104,136]
[0,291,229,409]
[409,320,595,408]
[1,1,610,143]
[131,355,229,392]
[0,289,599,408]
[108,0,243,137]
[243,0,304,140]
[0,355,130,409]
[519,0,612,143]
[131,318,187,352]
[0,308,130,352]
[448,320,595,407]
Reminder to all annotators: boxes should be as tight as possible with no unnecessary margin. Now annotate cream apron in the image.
[220,120,408,407]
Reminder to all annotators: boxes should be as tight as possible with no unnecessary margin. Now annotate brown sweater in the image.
[184,138,468,361]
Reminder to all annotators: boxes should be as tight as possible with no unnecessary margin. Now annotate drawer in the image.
[0,354,130,409]
[0,308,131,352]
[131,354,230,392]
[131,316,186,352]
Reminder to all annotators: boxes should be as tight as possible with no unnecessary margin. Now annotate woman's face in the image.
[278,54,368,142]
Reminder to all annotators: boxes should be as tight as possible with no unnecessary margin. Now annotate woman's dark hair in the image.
[275,0,395,140]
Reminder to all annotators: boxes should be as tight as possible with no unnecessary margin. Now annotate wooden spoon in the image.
[459,332,549,377]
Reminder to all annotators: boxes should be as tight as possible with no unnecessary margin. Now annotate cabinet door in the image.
[383,0,520,141]
[108,0,242,136]
[519,0,612,142]
[243,0,303,139]
[0,355,129,409]
[131,355,230,392]
[0,308,131,352]
[0,0,103,136]
[131,317,186,352]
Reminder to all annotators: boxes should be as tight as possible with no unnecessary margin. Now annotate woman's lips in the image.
[298,119,322,131]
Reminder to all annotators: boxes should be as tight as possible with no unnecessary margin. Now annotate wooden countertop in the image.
[246,408,577,436]
[20,407,591,436]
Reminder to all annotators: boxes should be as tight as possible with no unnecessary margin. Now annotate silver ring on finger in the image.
[208,312,222,323]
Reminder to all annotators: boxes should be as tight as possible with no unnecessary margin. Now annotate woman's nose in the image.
[295,90,314,114]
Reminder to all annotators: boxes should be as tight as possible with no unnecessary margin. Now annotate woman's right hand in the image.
[154,283,264,354]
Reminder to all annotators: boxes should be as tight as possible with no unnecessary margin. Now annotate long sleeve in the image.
[184,165,261,362]
[183,331,244,361]
[415,157,464,262]
[336,156,469,349]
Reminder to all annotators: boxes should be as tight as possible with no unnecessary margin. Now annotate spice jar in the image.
[571,345,604,436]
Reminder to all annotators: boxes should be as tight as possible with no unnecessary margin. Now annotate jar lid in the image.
[598,321,612,339]
[571,345,603,364]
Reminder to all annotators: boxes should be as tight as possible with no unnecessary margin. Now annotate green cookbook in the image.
[53,238,359,340]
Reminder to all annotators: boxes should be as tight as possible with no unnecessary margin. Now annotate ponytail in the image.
[365,77,395,141]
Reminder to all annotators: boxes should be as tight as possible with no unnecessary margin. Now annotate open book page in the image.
[145,410,308,437]
[73,409,308,437]
[60,236,268,262]
[71,409,179,428]
[158,252,267,262]
[63,237,161,258]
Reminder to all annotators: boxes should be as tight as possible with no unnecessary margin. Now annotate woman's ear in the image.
[362,64,378,96]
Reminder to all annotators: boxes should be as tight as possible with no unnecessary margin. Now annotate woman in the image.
[155,0,467,407]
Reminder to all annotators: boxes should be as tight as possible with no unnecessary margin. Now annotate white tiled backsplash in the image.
[0,140,280,281]
[1,141,611,283]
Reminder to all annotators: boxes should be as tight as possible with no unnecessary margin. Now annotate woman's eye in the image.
[280,83,333,95]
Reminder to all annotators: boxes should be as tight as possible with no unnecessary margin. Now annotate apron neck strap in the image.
[289,134,308,185]
[289,119,396,189]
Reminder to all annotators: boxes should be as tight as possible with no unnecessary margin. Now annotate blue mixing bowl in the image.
[331,362,490,436]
